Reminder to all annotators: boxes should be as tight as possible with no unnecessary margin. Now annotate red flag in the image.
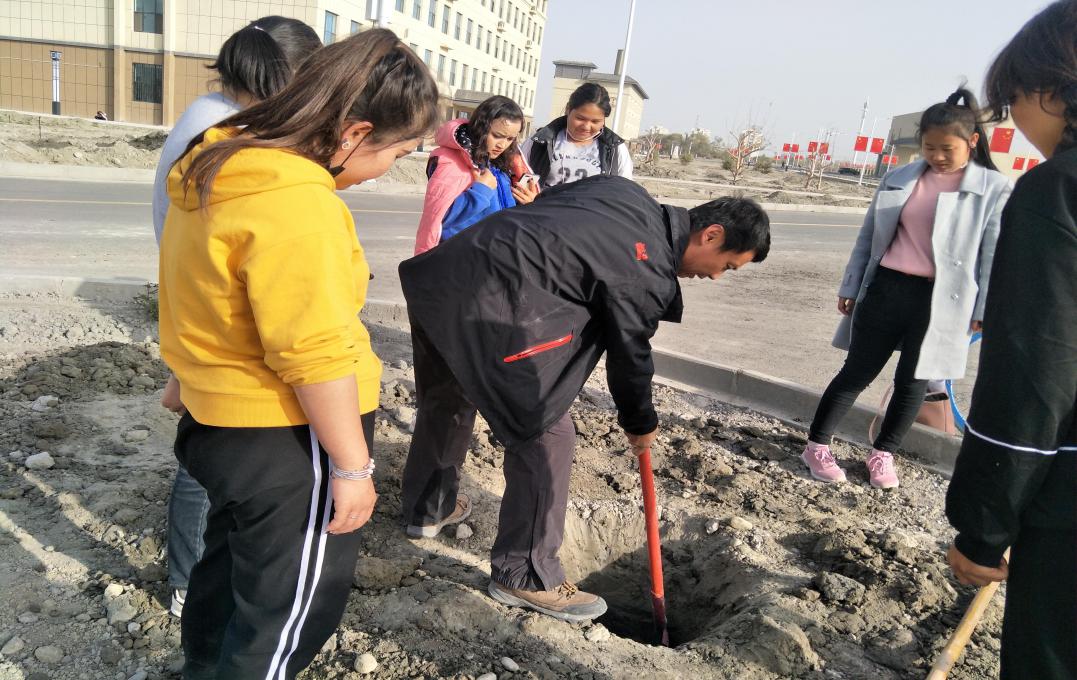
[807,141,819,153]
[1028,158,1040,169]
[825,155,832,161]
[882,155,890,164]
[819,143,830,155]
[990,127,1016,153]
[854,136,868,152]
[870,137,885,154]
[1012,157,1026,170]
[782,143,791,152]
[791,144,800,153]
[889,155,898,165]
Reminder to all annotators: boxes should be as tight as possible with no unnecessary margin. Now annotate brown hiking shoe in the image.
[406,494,472,538]
[488,579,608,622]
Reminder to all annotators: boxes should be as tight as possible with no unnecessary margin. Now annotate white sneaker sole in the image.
[406,497,473,538]
[487,581,607,623]
[800,452,847,483]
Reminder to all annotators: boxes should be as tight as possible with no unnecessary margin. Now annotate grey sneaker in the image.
[406,494,472,538]
[169,588,186,617]
[488,579,608,622]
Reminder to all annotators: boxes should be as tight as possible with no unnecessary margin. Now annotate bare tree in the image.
[803,136,836,191]
[725,126,767,185]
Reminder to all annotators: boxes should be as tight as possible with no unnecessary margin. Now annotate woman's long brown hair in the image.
[181,29,440,208]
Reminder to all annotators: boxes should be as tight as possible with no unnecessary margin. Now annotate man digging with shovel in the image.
[398,175,770,622]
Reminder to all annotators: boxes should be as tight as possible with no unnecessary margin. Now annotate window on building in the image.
[441,5,450,33]
[410,42,419,53]
[454,13,462,40]
[466,19,473,44]
[507,3,514,25]
[437,53,446,81]
[323,11,337,44]
[132,62,162,103]
[461,64,469,87]
[424,49,433,65]
[366,0,376,19]
[351,20,360,34]
[450,59,457,86]
[133,0,163,34]
[499,0,505,19]
[537,26,542,44]
[428,1,437,27]
[396,0,405,10]
[476,25,483,50]
[486,31,492,53]
[471,68,478,89]
[412,0,422,20]
[481,72,487,90]
[495,36,500,58]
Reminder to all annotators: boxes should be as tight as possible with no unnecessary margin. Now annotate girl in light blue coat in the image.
[801,88,1012,489]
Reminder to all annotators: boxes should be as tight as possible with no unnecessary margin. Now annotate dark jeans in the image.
[1001,527,1077,679]
[175,411,375,680]
[810,267,933,452]
[401,319,577,591]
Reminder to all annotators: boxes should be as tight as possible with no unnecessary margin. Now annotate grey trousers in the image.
[401,320,576,591]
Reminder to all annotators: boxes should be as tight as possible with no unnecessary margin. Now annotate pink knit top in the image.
[881,166,965,279]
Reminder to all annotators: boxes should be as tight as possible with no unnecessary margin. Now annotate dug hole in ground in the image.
[0,291,1001,680]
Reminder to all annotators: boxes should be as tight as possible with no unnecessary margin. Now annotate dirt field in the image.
[634,157,878,207]
[0,293,1003,680]
[0,111,430,188]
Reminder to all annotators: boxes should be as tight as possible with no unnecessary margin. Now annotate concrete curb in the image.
[0,274,154,301]
[0,279,958,473]
[0,161,157,183]
[659,196,868,215]
[0,160,428,195]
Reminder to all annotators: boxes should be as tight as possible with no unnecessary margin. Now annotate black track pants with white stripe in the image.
[174,411,375,680]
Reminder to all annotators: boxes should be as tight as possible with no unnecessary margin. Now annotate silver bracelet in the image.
[330,459,375,480]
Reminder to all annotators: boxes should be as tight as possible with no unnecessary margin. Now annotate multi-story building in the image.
[0,0,547,128]
[549,55,648,141]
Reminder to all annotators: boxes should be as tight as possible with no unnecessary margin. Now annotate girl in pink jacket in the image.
[414,96,537,254]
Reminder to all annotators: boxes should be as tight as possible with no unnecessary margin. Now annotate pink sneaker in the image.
[800,442,847,483]
[866,449,899,489]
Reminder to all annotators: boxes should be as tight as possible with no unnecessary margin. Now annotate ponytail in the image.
[209,16,321,102]
[918,86,998,171]
[183,29,439,209]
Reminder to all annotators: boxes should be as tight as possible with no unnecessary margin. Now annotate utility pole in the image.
[858,116,878,187]
[611,0,637,136]
[853,99,868,174]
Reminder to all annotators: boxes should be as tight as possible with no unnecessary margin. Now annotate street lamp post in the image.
[611,0,637,136]
[50,51,62,116]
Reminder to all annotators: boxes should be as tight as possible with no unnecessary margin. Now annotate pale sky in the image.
[533,0,1048,159]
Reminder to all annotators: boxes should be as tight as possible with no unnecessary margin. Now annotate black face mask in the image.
[328,141,361,178]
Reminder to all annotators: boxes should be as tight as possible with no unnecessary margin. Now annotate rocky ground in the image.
[0,293,1002,680]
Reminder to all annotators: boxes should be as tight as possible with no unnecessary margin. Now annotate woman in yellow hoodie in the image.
[158,29,438,679]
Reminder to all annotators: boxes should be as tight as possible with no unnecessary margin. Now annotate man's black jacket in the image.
[946,147,1077,566]
[399,175,688,446]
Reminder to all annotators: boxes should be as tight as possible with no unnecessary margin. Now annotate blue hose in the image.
[945,332,982,431]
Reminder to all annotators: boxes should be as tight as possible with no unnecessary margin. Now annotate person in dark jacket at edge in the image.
[398,174,770,621]
[944,3,1077,679]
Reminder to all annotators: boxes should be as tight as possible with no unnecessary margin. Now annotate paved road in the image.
[2,176,971,411]
[0,177,862,289]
